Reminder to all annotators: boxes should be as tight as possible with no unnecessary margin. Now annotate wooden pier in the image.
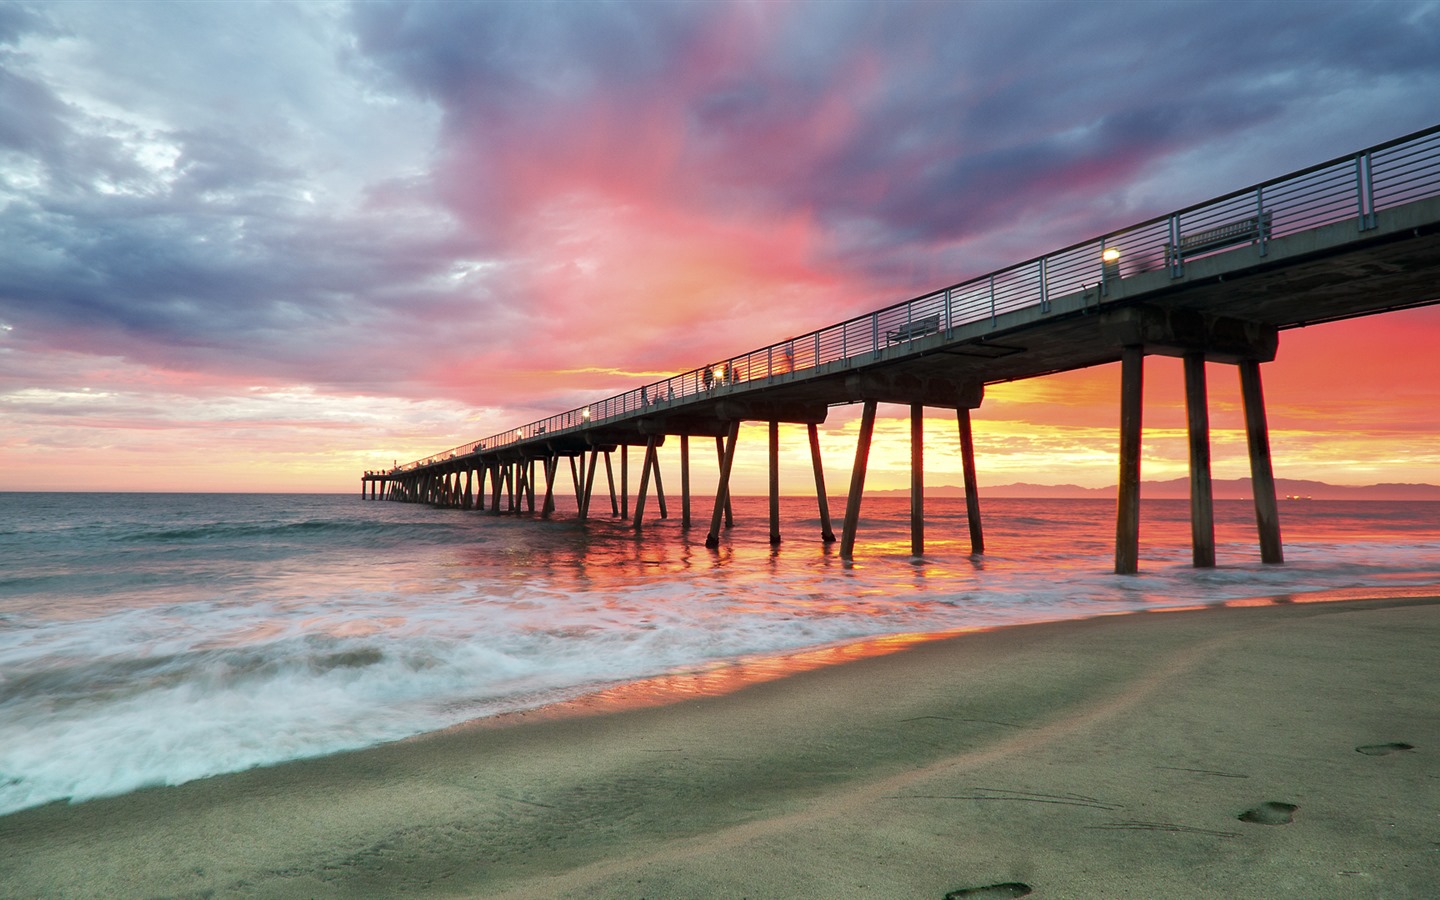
[365,125,1440,573]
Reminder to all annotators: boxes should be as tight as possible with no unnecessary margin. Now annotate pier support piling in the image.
[1184,352,1216,567]
[541,456,558,519]
[634,437,658,530]
[604,451,619,517]
[956,407,984,554]
[1115,346,1144,575]
[714,436,735,528]
[840,400,878,561]
[1240,359,1285,564]
[911,403,924,557]
[706,421,741,549]
[580,450,600,520]
[769,421,782,545]
[620,447,630,520]
[569,456,583,510]
[680,434,692,529]
[807,423,836,543]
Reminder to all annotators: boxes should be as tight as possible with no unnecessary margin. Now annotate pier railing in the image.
[393,124,1440,472]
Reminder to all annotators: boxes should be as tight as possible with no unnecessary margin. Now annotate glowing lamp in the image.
[1102,247,1121,263]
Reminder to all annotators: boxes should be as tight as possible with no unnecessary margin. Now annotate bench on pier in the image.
[886,314,941,344]
[1166,211,1271,267]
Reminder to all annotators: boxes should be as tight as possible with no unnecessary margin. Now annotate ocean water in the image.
[1,490,1437,816]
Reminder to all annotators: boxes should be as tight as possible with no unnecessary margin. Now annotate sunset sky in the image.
[2,0,1438,495]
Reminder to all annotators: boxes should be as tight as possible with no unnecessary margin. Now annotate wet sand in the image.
[2,597,1438,898]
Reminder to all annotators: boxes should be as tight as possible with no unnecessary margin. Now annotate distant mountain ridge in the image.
[877,478,1440,501]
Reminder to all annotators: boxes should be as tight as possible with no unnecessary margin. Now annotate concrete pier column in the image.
[1184,352,1216,567]
[680,434,692,529]
[490,464,503,514]
[766,421,780,545]
[706,421,741,548]
[911,403,924,557]
[956,407,984,554]
[476,465,487,511]
[1115,345,1144,575]
[1240,359,1284,564]
[463,469,474,510]
[653,445,668,520]
[525,460,537,513]
[840,400,879,561]
[634,437,657,530]
[714,436,735,528]
[807,423,836,543]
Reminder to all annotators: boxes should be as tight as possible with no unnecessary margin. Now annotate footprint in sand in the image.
[944,883,1032,899]
[1238,801,1297,825]
[1356,742,1415,756]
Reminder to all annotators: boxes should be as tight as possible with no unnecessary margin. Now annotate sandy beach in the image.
[2,596,1437,899]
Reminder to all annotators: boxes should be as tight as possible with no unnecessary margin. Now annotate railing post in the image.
[988,274,996,325]
[1039,257,1050,312]
[1168,214,1183,278]
[1256,187,1267,257]
[1357,151,1376,230]
[943,287,953,335]
[871,313,879,358]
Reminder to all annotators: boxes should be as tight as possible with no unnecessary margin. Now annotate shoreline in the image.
[437,582,1440,736]
[3,595,1438,897]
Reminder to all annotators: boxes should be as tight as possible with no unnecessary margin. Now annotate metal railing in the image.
[392,124,1440,473]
